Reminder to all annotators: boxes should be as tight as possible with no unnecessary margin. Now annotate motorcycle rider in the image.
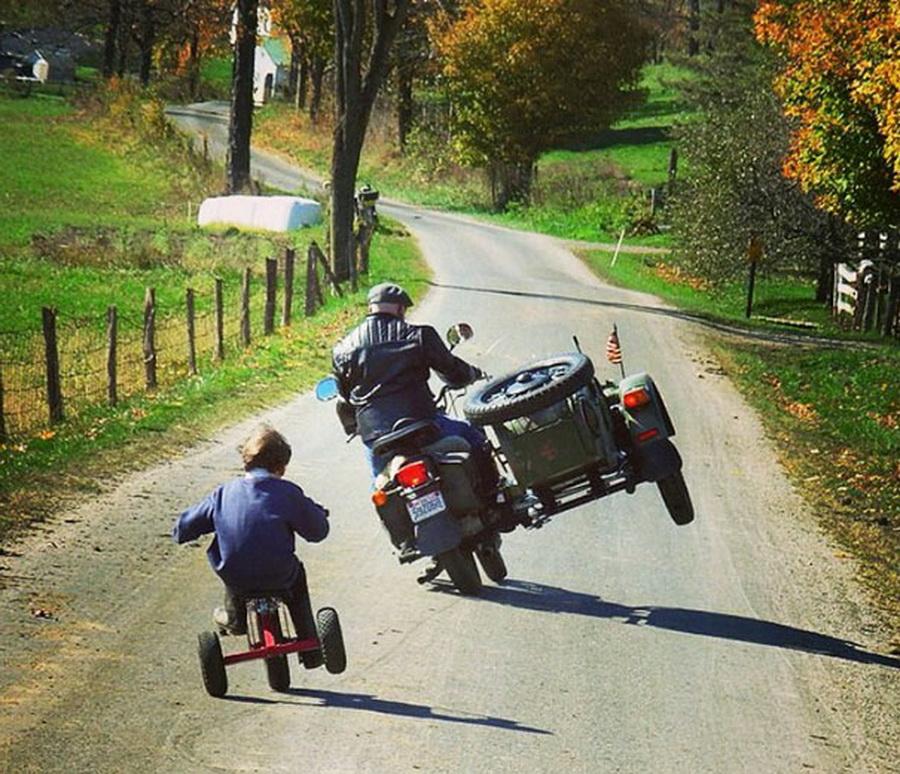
[332,283,497,554]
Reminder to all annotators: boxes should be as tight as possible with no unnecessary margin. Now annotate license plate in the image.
[406,490,446,523]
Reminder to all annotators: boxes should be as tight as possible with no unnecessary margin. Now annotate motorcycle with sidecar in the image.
[315,324,694,596]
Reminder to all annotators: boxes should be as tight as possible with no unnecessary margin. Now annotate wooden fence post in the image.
[186,288,197,375]
[107,305,117,406]
[356,223,373,275]
[305,244,318,316]
[0,362,6,442]
[264,258,277,335]
[214,277,225,362]
[143,288,157,389]
[313,241,342,297]
[282,248,294,326]
[42,306,64,423]
[240,267,251,347]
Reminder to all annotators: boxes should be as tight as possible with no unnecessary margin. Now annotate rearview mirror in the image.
[446,322,474,349]
[315,376,340,401]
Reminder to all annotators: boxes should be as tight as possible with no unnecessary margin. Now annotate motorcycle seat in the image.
[372,419,440,457]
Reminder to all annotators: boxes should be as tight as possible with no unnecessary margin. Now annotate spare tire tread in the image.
[464,353,594,426]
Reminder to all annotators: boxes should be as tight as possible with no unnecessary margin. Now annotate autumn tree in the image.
[432,0,650,210]
[670,1,852,292]
[272,0,333,120]
[755,0,900,227]
[331,0,411,281]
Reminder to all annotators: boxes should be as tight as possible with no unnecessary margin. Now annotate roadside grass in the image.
[577,247,847,335]
[579,245,900,628]
[0,225,427,542]
[252,61,693,246]
[0,89,428,542]
[714,343,900,627]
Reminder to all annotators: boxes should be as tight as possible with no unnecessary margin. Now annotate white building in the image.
[230,3,290,105]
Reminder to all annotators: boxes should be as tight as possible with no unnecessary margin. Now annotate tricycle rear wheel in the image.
[657,471,695,525]
[198,631,228,698]
[317,607,347,674]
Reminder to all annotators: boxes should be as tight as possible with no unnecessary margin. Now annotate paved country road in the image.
[0,104,897,773]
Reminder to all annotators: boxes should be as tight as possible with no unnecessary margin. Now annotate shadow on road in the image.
[464,579,900,669]
[429,281,861,349]
[223,687,552,734]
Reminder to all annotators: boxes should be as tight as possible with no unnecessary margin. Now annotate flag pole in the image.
[614,323,625,379]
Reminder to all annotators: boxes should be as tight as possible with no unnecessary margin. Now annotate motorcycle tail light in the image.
[636,428,659,443]
[395,460,430,488]
[623,387,651,410]
[371,489,389,507]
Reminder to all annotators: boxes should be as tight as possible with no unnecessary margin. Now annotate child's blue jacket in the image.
[173,473,329,591]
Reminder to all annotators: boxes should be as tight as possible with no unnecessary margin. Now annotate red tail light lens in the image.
[395,460,430,488]
[623,388,651,410]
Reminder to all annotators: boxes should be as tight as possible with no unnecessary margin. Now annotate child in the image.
[173,424,329,665]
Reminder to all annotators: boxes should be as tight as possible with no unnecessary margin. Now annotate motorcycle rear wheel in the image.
[439,548,483,595]
[476,544,508,583]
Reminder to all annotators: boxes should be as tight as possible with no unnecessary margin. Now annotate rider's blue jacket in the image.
[172,470,329,591]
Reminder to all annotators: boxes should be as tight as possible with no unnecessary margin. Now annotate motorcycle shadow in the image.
[469,579,900,670]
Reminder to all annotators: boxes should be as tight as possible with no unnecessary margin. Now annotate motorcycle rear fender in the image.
[618,372,676,443]
[415,509,462,556]
[631,437,682,482]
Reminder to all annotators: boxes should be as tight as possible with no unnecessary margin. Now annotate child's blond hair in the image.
[241,425,292,472]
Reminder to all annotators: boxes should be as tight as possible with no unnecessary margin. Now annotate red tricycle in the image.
[197,593,346,697]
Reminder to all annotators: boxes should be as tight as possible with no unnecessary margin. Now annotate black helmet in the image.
[367,282,413,307]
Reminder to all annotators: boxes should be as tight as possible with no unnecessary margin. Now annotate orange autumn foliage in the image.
[754,0,900,225]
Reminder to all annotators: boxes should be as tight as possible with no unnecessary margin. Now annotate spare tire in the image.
[464,353,594,426]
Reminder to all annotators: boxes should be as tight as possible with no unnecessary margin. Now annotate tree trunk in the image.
[330,0,411,280]
[688,0,701,56]
[187,27,201,100]
[297,56,309,109]
[138,0,155,86]
[490,160,535,211]
[227,0,258,194]
[397,63,413,150]
[102,0,122,78]
[309,57,325,123]
[288,35,301,95]
[116,1,133,77]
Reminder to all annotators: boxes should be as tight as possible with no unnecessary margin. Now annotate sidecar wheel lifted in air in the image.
[464,353,595,426]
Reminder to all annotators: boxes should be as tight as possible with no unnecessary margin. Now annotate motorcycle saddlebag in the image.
[492,384,618,489]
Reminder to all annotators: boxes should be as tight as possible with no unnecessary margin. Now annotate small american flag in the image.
[606,326,623,365]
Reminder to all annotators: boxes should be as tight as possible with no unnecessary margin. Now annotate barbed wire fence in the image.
[0,242,345,442]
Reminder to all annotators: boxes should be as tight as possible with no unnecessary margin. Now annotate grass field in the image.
[253,62,693,246]
[0,90,427,540]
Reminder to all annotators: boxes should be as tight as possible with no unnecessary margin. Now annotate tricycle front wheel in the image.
[262,614,291,692]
